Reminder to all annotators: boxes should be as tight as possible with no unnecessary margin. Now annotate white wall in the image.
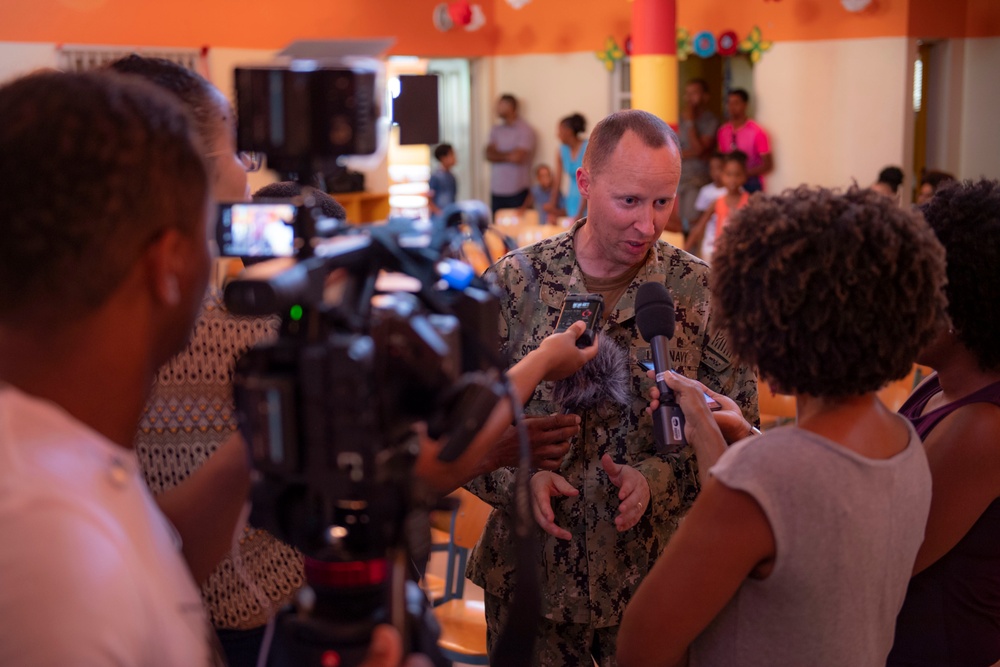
[472,51,613,202]
[960,37,1000,180]
[0,42,58,83]
[474,40,921,199]
[753,37,914,193]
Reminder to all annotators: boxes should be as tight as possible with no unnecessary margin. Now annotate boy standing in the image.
[687,151,749,259]
[689,153,727,259]
[429,143,458,216]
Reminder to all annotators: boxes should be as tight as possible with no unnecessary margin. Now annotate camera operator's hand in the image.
[646,370,753,444]
[531,470,579,540]
[492,414,580,471]
[533,320,600,381]
[360,625,434,667]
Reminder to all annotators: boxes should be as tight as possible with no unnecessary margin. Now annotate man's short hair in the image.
[729,88,750,104]
[499,93,518,110]
[108,55,220,149]
[687,78,710,94]
[920,178,1000,371]
[434,143,454,162]
[712,186,946,398]
[0,70,208,325]
[582,109,679,176]
[252,182,347,220]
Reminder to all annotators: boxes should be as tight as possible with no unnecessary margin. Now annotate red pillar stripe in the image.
[631,0,677,56]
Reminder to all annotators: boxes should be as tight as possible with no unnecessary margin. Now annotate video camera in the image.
[223,50,513,666]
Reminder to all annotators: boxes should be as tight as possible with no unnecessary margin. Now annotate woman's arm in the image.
[549,152,564,211]
[415,321,598,495]
[618,474,775,667]
[155,433,251,583]
[912,402,1000,574]
[684,204,715,254]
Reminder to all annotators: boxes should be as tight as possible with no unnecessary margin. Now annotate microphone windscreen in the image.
[552,336,631,412]
[635,281,676,341]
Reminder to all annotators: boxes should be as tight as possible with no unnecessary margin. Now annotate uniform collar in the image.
[538,218,677,326]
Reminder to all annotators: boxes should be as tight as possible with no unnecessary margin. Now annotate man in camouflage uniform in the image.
[466,110,759,666]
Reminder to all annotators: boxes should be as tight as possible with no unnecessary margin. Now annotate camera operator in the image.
[0,69,221,665]
[107,55,302,665]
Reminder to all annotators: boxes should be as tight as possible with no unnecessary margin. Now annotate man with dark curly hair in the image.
[467,109,759,666]
[0,69,216,665]
[620,186,947,667]
[889,178,1000,667]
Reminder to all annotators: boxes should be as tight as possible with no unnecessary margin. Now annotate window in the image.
[58,45,203,73]
[611,57,632,111]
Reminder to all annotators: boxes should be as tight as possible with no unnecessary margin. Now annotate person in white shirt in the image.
[690,153,726,261]
[0,69,216,666]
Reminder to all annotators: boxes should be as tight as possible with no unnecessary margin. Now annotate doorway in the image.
[385,57,473,219]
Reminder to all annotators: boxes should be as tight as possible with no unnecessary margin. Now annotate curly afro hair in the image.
[711,186,947,398]
[920,178,1000,371]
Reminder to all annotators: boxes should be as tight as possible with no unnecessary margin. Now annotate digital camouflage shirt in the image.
[466,220,759,628]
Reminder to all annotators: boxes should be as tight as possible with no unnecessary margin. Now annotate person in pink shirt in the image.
[716,89,773,193]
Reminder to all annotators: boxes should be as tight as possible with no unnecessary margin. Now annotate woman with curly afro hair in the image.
[888,178,1000,667]
[618,186,947,667]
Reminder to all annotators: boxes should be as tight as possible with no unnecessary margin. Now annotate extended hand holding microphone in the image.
[635,282,688,453]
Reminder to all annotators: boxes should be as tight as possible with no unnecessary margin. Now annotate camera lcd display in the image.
[217,202,297,258]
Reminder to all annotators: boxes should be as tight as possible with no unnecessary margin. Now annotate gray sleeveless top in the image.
[689,422,930,667]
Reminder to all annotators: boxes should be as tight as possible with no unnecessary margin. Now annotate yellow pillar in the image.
[630,0,678,128]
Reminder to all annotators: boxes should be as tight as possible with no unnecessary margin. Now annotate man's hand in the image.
[360,625,434,667]
[601,454,650,532]
[491,414,580,471]
[531,471,579,539]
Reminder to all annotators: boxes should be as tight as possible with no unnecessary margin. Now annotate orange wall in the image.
[0,0,499,56]
[0,0,997,56]
[492,0,913,55]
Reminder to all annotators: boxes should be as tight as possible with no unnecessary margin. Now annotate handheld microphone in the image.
[635,282,686,452]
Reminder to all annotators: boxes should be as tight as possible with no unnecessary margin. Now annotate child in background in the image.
[687,151,749,259]
[525,164,564,223]
[688,153,727,260]
[428,143,458,216]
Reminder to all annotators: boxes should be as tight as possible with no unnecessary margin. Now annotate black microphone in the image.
[635,282,686,452]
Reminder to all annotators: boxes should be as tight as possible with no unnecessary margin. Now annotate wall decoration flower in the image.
[596,37,625,71]
[718,30,739,56]
[739,25,773,63]
[676,27,693,61]
[692,31,717,58]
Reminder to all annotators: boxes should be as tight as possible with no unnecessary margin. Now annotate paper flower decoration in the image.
[692,31,717,58]
[676,27,693,61]
[433,0,485,31]
[739,26,773,63]
[596,37,624,72]
[718,30,739,56]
